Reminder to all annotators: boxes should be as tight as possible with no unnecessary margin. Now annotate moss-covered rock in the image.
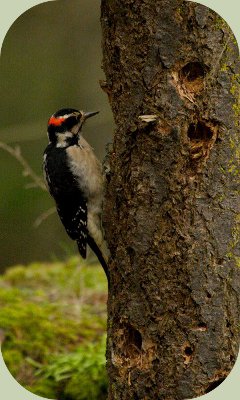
[0,257,108,399]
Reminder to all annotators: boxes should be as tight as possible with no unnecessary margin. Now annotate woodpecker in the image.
[43,108,109,281]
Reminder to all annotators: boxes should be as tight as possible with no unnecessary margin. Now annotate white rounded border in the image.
[0,1,239,399]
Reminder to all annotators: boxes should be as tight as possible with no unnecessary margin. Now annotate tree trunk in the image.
[101,1,240,398]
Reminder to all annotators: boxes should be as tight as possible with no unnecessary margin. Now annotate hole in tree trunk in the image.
[178,61,207,94]
[188,122,213,141]
[181,61,205,81]
[198,322,207,331]
[187,121,216,161]
[184,346,193,356]
[205,377,226,393]
[127,324,142,350]
[182,342,194,364]
[126,246,136,265]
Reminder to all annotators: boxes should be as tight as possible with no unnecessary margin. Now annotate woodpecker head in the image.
[47,108,99,146]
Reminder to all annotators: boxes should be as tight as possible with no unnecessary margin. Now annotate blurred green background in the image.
[0,0,114,272]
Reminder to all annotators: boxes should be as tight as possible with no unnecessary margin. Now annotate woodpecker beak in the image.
[83,111,99,120]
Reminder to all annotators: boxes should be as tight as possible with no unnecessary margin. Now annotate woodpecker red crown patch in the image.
[49,116,65,126]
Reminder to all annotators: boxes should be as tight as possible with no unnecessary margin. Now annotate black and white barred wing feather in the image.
[43,147,88,259]
[56,197,88,259]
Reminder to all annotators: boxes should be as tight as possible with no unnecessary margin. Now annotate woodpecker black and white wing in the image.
[56,197,88,259]
[43,153,51,192]
[43,145,88,258]
[74,203,88,259]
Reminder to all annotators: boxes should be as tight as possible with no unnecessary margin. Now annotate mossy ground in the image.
[0,257,108,399]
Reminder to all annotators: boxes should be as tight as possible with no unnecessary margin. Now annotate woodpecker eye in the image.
[47,108,81,137]
[65,116,79,130]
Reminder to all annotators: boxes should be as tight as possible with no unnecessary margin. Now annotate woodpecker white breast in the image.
[43,108,109,281]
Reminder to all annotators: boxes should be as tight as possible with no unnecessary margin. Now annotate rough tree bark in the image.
[101,1,240,399]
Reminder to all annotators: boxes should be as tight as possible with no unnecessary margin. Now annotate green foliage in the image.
[0,257,108,399]
[36,335,108,400]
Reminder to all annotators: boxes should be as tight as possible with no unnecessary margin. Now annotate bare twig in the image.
[34,207,56,227]
[0,141,57,227]
[0,141,46,191]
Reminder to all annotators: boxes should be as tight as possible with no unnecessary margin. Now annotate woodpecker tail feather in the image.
[87,235,109,283]
[77,240,87,259]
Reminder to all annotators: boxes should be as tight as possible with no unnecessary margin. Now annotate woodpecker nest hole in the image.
[185,346,193,356]
[114,324,158,374]
[179,61,206,93]
[188,121,213,141]
[124,324,142,357]
[114,323,143,372]
[172,61,207,102]
[187,121,217,161]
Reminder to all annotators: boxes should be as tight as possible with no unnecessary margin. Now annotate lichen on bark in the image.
[101,1,240,398]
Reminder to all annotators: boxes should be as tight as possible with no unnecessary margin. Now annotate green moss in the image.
[0,257,108,399]
[215,15,229,31]
[231,85,237,96]
[225,37,240,179]
[217,27,240,269]
[220,63,229,73]
[227,212,240,265]
[37,335,108,400]
[25,379,58,400]
[235,256,240,268]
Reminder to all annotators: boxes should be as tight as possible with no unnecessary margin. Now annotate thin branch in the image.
[0,141,46,191]
[0,141,57,227]
[33,207,56,228]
